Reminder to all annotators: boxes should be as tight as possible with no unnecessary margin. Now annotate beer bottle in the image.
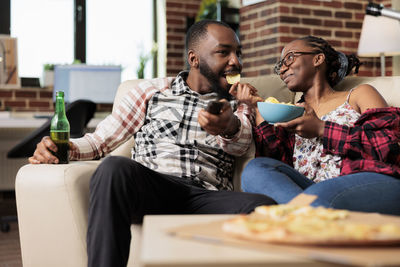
[50,91,70,164]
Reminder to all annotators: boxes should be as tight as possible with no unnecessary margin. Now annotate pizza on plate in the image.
[222,204,400,245]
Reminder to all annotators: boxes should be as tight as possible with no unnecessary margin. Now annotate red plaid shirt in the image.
[254,107,400,179]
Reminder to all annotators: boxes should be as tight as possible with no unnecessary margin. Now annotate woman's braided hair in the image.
[299,36,362,87]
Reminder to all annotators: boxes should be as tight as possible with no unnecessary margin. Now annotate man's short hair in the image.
[185,19,232,53]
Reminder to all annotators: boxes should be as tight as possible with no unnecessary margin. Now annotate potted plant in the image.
[136,42,158,79]
[41,63,55,88]
[196,0,229,21]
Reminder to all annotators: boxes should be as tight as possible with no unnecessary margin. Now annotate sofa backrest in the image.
[291,76,400,107]
[243,75,400,107]
[241,75,295,103]
[109,79,143,157]
[333,76,400,107]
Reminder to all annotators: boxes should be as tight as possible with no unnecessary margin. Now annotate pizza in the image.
[222,204,400,245]
[226,73,240,84]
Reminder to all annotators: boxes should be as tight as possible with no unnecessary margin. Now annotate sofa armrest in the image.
[15,161,100,267]
[110,136,135,158]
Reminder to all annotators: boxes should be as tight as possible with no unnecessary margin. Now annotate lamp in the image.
[357,4,400,76]
[366,2,400,21]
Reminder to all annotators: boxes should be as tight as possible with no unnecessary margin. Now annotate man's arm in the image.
[29,78,171,163]
[217,103,253,156]
[198,99,253,156]
[70,81,168,160]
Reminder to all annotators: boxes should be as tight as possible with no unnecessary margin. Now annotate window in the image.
[10,0,155,81]
[86,0,154,81]
[11,0,74,78]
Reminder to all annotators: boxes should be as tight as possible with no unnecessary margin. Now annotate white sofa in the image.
[15,75,400,267]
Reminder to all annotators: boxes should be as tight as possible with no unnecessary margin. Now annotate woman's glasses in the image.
[274,51,320,75]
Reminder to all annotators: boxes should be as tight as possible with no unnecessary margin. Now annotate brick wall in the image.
[0,0,201,113]
[2,0,395,112]
[165,0,202,76]
[240,0,394,77]
[0,87,112,113]
[0,88,53,112]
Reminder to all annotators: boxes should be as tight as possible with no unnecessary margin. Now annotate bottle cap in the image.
[56,91,64,97]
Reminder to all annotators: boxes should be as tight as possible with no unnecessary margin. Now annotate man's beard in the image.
[199,60,232,100]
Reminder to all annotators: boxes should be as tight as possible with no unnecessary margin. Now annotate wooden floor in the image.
[0,192,22,267]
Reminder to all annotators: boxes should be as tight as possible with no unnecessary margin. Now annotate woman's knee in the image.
[242,157,280,188]
[305,175,400,214]
[245,157,281,170]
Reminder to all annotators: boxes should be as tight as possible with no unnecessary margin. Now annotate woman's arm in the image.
[254,121,295,165]
[323,107,400,163]
[349,84,388,113]
[229,82,295,164]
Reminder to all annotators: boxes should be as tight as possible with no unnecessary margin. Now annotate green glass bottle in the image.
[50,91,70,164]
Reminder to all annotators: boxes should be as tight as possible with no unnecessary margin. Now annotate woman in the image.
[231,36,400,215]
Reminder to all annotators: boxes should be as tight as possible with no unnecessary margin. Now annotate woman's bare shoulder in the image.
[349,84,388,112]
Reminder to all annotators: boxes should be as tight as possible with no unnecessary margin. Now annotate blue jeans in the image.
[241,157,400,215]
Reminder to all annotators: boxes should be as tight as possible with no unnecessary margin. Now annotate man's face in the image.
[199,58,231,99]
[196,24,242,98]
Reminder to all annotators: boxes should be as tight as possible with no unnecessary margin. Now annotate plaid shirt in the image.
[254,107,400,179]
[70,71,253,190]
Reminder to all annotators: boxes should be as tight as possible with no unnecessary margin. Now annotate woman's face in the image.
[277,40,320,92]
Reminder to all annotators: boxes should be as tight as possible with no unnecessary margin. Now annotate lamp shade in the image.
[358,14,400,57]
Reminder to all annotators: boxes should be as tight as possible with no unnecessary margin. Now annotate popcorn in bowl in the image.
[265,96,294,106]
[258,97,304,124]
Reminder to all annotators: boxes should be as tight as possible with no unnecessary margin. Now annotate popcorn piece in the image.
[226,74,241,84]
[264,97,280,103]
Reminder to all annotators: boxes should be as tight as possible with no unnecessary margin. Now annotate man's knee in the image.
[91,156,139,191]
[251,193,276,206]
[98,156,133,171]
[240,193,276,213]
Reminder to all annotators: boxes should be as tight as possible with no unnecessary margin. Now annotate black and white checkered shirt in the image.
[71,71,253,191]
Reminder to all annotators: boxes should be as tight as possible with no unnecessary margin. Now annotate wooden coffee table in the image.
[140,214,340,267]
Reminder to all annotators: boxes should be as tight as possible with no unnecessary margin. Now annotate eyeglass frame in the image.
[274,51,321,75]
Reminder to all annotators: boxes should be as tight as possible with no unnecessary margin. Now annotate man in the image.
[29,20,275,267]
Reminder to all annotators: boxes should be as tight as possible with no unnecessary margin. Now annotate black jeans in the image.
[87,156,276,267]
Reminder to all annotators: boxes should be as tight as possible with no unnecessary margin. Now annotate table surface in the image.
[140,214,341,267]
[0,113,105,128]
